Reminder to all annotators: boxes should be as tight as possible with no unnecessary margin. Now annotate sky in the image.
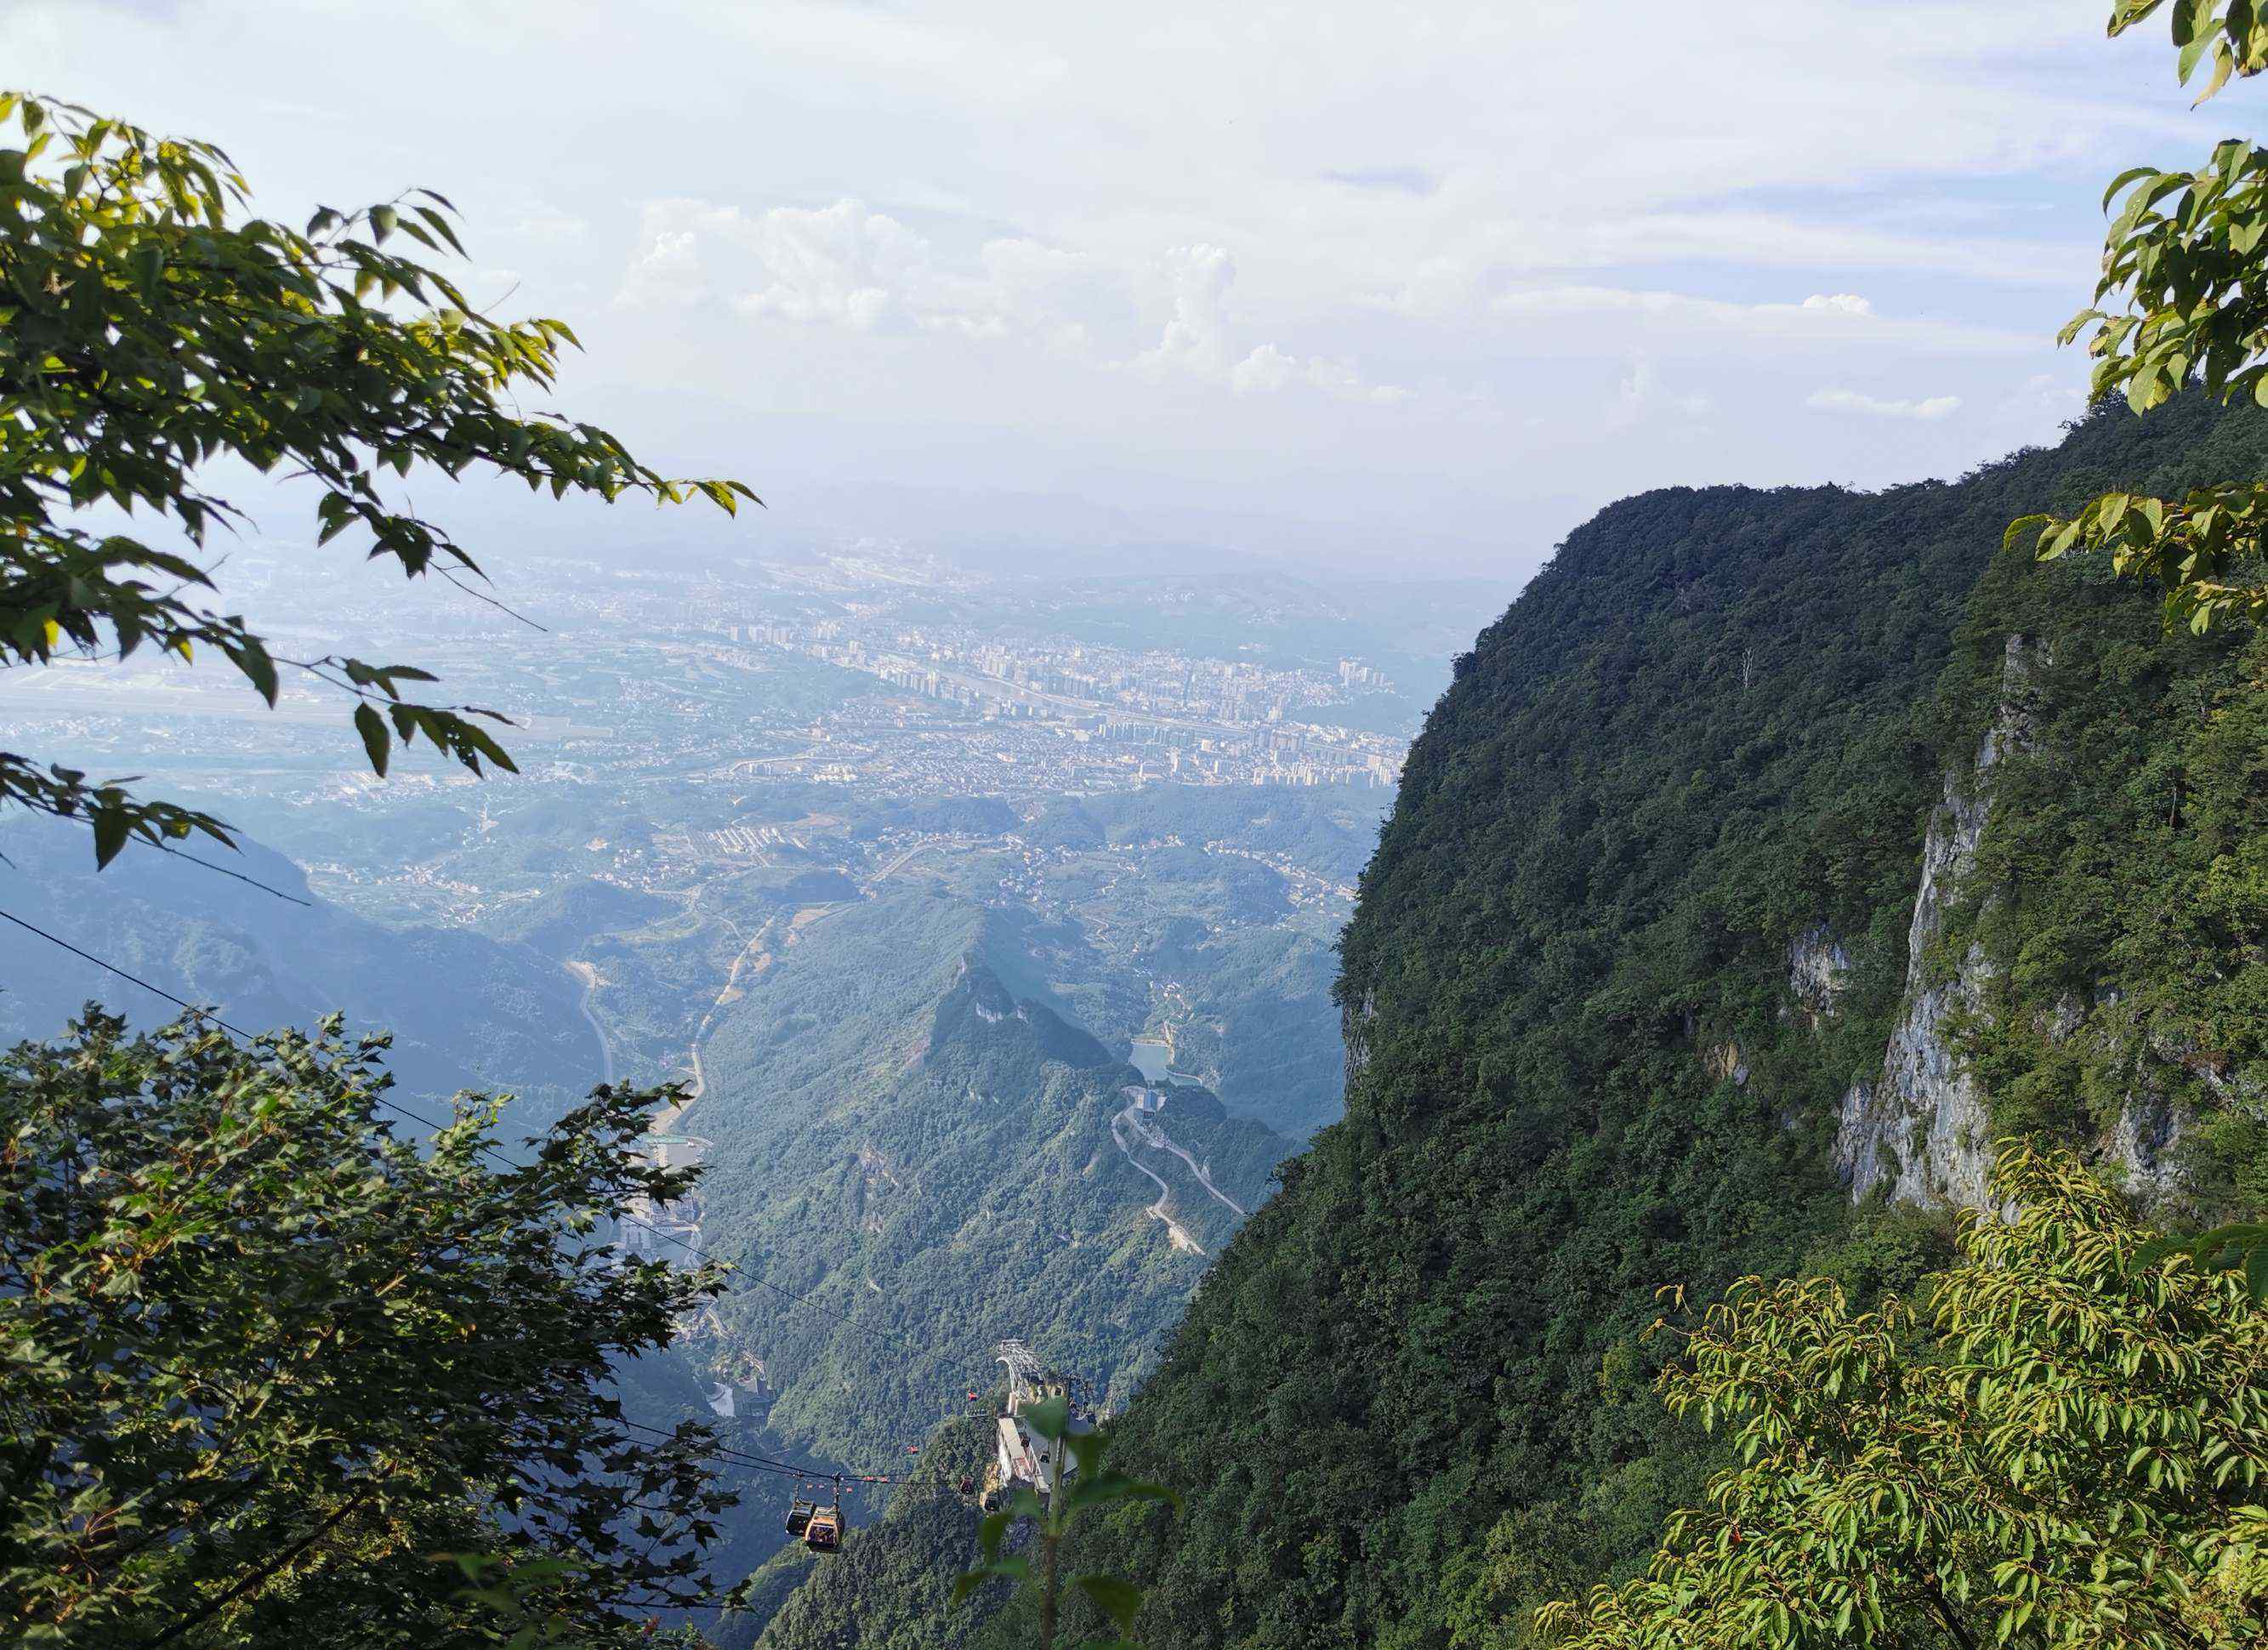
[10,0,2261,578]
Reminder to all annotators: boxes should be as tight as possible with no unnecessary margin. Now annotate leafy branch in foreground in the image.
[0,1010,740,1647]
[2136,1220,2268,1300]
[954,1396,1178,1650]
[2006,6,2268,631]
[1538,1142,2268,1650]
[0,91,757,864]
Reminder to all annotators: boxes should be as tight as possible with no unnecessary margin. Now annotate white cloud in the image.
[1231,343,1410,402]
[1490,285,2032,354]
[1807,387,1964,420]
[730,200,931,333]
[621,211,1407,403]
[1112,248,1406,401]
[1231,342,1296,395]
[613,226,707,310]
[1612,359,1714,426]
[1129,253,1396,403]
[1129,244,1237,380]
[24,0,2205,560]
[612,199,938,331]
[618,198,1071,339]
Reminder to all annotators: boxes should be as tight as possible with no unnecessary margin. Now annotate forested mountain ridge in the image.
[0,816,600,1124]
[970,394,2268,1650]
[681,886,1293,1466]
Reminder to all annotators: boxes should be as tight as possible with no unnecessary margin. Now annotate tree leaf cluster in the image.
[0,92,753,864]
[0,1010,739,1646]
[1540,1142,2268,1650]
[2009,5,2268,629]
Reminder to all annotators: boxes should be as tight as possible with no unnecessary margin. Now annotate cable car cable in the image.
[0,907,929,1356]
[607,1414,898,1482]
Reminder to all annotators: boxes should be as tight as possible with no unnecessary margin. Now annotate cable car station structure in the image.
[983,1339,1094,1511]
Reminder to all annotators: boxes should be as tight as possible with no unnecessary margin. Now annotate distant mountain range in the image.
[0,816,600,1129]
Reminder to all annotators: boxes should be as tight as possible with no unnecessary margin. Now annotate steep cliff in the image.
[1870,419,2268,1220]
[1035,395,2268,1650]
[1833,636,2033,1210]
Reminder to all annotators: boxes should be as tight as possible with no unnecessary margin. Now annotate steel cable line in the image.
[0,905,928,1356]
[606,1415,902,1485]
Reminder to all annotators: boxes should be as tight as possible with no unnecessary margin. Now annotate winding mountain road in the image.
[1111,1099,1205,1255]
[563,960,615,1084]
[1149,1129,1246,1218]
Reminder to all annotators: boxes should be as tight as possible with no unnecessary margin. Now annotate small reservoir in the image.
[1128,1038,1173,1084]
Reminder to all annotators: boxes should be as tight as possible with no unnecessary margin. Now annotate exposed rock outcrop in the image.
[1343,988,1378,1083]
[1832,634,2200,1211]
[1702,1040,1750,1088]
[1833,769,2000,1209]
[1834,638,2033,1211]
[1787,925,1850,1024]
[2106,1085,2184,1198]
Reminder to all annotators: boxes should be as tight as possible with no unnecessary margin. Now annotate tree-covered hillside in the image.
[684,887,1293,1465]
[1019,394,2268,1650]
[733,1416,1001,1650]
[0,816,600,1125]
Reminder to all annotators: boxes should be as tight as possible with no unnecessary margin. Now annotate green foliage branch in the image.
[0,1010,742,1647]
[1538,1143,2268,1650]
[2136,1222,2268,1300]
[2004,0,2268,1298]
[2007,3,2268,631]
[0,91,755,864]
[954,1395,1179,1650]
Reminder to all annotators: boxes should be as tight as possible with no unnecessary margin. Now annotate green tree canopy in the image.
[2009,2,2268,630]
[0,92,753,865]
[1539,1144,2268,1650]
[0,1010,738,1647]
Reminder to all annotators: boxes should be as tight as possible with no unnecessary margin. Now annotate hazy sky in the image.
[11,1,2257,577]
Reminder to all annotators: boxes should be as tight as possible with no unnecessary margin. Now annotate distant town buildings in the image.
[730,615,1406,795]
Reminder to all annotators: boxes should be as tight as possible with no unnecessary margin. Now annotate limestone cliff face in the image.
[1832,761,2001,1209]
[1786,925,1851,1025]
[1343,988,1377,1084]
[1830,636,2192,1212]
[1833,638,2029,1212]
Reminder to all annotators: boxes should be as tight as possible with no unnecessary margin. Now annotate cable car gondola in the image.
[802,1476,846,1554]
[783,1486,817,1539]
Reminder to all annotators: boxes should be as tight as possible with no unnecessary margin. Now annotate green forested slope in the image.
[1019,395,2268,1650]
[0,816,600,1123]
[1923,407,2268,1215]
[735,1418,1000,1650]
[687,889,1293,1464]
